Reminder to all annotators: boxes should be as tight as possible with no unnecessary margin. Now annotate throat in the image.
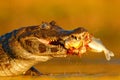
[0,59,36,76]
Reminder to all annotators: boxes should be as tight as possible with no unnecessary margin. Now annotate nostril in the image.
[71,35,78,40]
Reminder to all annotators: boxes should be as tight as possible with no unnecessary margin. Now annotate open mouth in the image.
[48,39,82,56]
[49,40,64,46]
[47,32,92,56]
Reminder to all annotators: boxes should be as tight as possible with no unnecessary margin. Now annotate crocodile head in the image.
[10,21,92,62]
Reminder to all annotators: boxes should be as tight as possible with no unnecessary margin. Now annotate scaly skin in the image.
[0,21,114,76]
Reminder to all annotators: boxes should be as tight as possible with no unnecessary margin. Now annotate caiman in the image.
[0,21,114,76]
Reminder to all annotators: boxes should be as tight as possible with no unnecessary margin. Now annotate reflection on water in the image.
[0,71,120,80]
[0,58,120,80]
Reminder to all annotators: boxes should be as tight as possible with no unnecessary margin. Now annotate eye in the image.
[40,22,50,29]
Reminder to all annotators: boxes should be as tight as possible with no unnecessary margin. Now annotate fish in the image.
[88,37,114,61]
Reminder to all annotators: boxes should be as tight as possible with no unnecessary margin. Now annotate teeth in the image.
[50,40,54,42]
[50,39,57,42]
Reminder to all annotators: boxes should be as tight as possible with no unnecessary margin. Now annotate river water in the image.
[0,40,120,80]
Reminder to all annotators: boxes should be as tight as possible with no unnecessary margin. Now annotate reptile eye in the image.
[40,22,50,29]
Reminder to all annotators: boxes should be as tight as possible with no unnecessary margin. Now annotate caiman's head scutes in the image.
[40,21,63,31]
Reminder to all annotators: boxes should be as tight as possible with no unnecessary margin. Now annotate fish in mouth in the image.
[0,21,114,76]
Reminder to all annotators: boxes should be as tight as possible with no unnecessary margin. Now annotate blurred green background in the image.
[0,0,120,79]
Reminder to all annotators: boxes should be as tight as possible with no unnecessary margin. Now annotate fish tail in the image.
[104,50,114,61]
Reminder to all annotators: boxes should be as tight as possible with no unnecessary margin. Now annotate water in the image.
[0,57,120,80]
[0,41,120,80]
